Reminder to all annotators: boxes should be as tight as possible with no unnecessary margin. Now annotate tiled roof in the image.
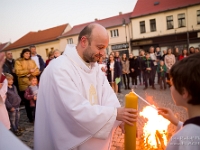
[0,42,10,51]
[60,12,131,38]
[5,24,68,50]
[131,0,200,18]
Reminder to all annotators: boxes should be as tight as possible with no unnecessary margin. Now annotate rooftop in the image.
[60,12,131,38]
[131,0,200,18]
[5,24,68,50]
[0,42,11,51]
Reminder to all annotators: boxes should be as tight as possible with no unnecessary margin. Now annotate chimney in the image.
[119,12,122,15]
[95,18,98,21]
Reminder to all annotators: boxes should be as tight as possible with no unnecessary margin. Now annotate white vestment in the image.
[34,44,121,150]
[166,121,200,150]
[0,79,10,129]
[0,122,31,150]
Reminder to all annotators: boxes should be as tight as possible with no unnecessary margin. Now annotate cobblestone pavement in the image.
[17,84,188,150]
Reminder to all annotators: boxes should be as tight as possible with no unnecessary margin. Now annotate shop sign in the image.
[132,40,153,46]
[111,43,129,50]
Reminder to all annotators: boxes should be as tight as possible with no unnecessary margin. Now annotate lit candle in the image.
[125,92,138,150]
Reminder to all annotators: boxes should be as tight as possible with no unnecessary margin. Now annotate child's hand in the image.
[33,95,37,100]
[157,107,179,126]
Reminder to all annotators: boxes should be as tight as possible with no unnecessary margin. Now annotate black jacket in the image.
[3,59,15,74]
[129,57,139,77]
[106,60,121,82]
[137,56,145,71]
[37,55,45,72]
[142,58,154,73]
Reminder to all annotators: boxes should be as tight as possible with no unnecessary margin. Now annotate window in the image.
[67,38,73,44]
[51,47,54,51]
[140,21,146,33]
[178,13,186,27]
[197,10,200,24]
[150,19,156,32]
[166,15,174,29]
[110,29,119,37]
[46,48,49,57]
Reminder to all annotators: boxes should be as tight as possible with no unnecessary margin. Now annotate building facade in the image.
[59,12,132,56]
[130,0,200,54]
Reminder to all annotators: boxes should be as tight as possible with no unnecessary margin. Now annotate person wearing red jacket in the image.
[24,76,38,123]
[179,49,188,60]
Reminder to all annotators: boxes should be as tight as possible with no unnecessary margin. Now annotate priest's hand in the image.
[116,107,137,126]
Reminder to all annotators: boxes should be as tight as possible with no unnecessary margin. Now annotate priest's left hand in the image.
[116,108,137,126]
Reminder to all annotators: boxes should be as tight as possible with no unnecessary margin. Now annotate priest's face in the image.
[83,26,109,63]
[83,40,109,63]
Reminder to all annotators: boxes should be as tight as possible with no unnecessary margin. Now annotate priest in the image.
[34,23,137,150]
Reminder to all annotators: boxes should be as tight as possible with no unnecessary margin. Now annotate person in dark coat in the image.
[30,45,45,81]
[107,54,121,93]
[137,50,146,85]
[3,51,19,93]
[129,53,139,88]
[142,52,155,90]
[114,51,122,93]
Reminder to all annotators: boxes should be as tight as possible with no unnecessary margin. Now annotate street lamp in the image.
[123,19,128,52]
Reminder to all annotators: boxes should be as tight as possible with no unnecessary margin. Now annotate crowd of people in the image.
[0,46,62,136]
[98,46,200,92]
[0,23,200,150]
[1,43,199,137]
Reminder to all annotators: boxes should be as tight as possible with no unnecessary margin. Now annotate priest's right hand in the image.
[116,108,137,126]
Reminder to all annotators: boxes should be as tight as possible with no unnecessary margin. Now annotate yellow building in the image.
[5,24,71,60]
[130,0,200,54]
[59,12,132,56]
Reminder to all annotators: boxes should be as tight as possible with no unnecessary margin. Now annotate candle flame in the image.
[140,106,170,149]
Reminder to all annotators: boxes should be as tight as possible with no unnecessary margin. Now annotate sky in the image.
[0,0,137,44]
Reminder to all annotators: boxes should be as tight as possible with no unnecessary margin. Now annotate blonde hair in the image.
[48,51,54,58]
[5,73,13,79]
[53,49,61,54]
